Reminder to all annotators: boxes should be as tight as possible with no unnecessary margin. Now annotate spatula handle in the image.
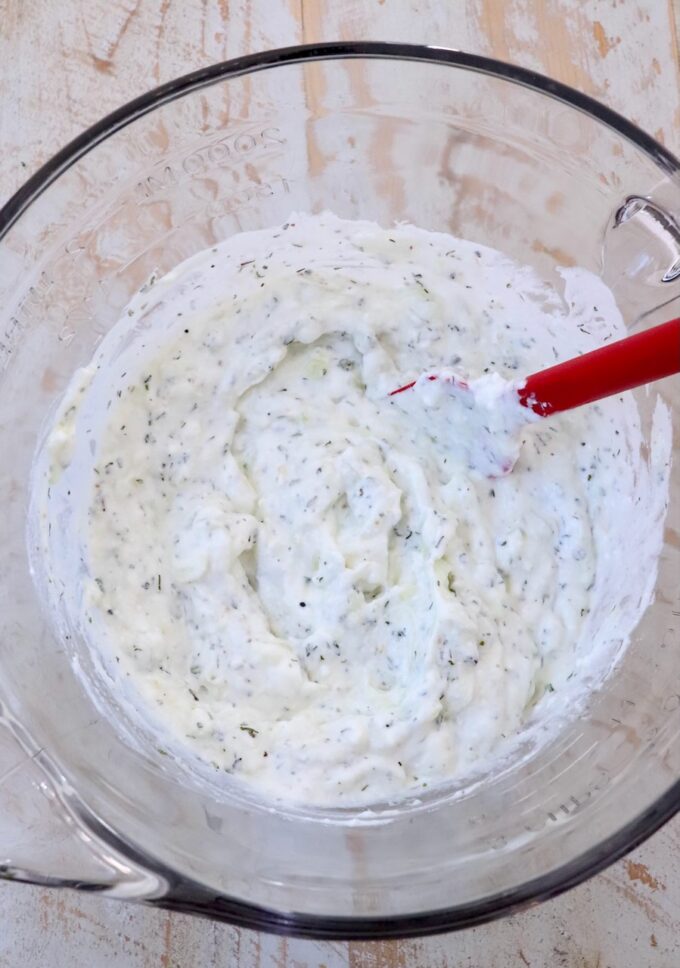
[519,318,680,416]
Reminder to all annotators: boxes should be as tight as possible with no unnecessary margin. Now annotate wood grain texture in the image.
[1,1,679,966]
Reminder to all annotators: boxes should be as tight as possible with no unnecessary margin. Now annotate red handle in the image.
[519,318,680,416]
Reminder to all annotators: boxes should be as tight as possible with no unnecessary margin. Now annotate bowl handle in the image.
[602,194,680,327]
[0,706,165,898]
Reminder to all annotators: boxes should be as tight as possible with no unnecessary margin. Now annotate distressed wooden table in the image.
[1,2,679,965]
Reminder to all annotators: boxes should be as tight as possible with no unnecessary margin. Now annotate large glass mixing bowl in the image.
[0,43,679,939]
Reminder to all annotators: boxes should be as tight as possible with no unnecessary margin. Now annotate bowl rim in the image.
[2,40,679,939]
[1,40,679,238]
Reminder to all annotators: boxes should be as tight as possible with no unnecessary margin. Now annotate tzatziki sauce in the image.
[33,213,671,806]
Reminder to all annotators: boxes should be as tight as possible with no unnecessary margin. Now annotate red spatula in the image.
[391,317,680,416]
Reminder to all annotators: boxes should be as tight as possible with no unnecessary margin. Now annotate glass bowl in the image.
[0,42,679,939]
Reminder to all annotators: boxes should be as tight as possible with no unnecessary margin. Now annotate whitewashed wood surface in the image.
[1,2,679,965]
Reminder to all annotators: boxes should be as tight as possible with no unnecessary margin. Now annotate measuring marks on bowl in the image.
[132,125,289,202]
[2,123,296,358]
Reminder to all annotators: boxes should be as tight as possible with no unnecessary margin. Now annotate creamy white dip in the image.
[34,213,671,807]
